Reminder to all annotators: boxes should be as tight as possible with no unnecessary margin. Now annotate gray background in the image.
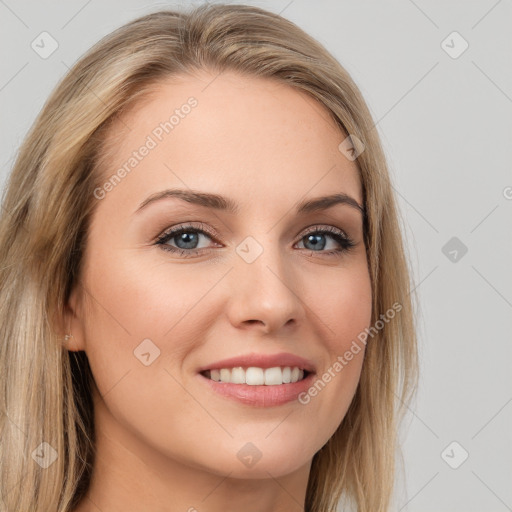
[1,1,511,510]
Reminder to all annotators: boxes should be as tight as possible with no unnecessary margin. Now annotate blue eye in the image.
[297,226,356,255]
[155,223,356,258]
[155,223,217,258]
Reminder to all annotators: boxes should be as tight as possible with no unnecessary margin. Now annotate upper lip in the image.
[198,352,316,374]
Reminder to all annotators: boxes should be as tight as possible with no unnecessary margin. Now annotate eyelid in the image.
[155,222,351,243]
[155,221,219,244]
[298,223,350,239]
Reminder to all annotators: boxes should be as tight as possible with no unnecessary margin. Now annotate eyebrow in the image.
[134,189,365,217]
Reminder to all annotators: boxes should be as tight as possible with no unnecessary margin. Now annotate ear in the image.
[60,285,87,352]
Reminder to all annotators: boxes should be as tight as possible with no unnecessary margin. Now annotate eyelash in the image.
[154,222,356,258]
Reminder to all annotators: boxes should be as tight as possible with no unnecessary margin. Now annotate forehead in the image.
[97,70,363,214]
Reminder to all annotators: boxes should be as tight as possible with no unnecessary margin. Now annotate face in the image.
[65,69,372,479]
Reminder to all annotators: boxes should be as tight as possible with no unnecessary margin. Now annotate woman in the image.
[0,4,418,511]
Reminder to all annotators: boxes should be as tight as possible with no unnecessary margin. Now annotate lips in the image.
[198,368,316,407]
[196,352,317,407]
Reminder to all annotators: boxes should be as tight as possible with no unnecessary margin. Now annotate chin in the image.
[202,438,314,479]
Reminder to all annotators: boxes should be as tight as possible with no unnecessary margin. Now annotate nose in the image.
[225,242,306,334]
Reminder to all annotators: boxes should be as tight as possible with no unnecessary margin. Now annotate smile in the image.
[200,366,309,385]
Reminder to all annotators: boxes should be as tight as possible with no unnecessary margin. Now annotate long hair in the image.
[0,4,418,511]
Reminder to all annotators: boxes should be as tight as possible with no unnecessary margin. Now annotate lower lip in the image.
[197,372,315,407]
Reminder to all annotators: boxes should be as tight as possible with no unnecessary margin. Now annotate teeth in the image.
[231,367,245,384]
[204,366,306,385]
[246,367,264,385]
[264,367,282,385]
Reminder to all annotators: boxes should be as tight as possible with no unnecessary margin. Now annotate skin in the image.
[64,69,372,512]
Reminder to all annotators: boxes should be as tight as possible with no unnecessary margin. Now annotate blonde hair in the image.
[0,4,418,511]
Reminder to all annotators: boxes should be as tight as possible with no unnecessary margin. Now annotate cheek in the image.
[78,254,223,460]
[309,261,373,351]
[84,249,217,338]
[79,252,225,394]
[298,264,371,437]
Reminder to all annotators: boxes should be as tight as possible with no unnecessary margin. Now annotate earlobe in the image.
[60,287,86,352]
